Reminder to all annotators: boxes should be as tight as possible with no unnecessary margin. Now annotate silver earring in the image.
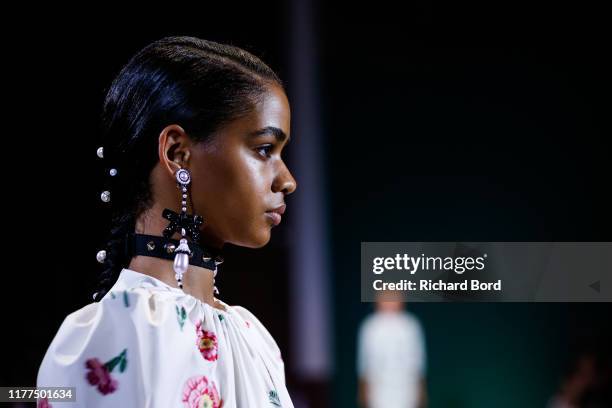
[172,168,193,288]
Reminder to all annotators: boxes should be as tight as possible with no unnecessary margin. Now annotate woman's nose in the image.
[273,162,297,195]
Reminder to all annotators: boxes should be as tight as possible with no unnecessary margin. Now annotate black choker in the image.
[127,233,223,271]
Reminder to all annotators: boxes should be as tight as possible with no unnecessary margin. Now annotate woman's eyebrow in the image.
[247,126,290,143]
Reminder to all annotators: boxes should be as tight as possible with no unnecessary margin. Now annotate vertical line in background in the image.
[288,0,332,382]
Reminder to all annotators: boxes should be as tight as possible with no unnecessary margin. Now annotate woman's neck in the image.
[128,255,223,310]
[130,202,225,311]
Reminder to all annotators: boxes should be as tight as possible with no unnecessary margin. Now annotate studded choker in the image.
[127,233,224,292]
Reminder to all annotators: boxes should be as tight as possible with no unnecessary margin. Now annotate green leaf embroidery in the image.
[104,349,127,373]
[123,291,130,307]
[110,292,116,299]
[218,313,225,322]
[269,390,281,406]
[119,354,127,373]
[104,356,120,372]
[176,305,187,330]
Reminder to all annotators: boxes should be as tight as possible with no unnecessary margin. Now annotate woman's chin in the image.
[252,229,271,248]
[234,229,271,249]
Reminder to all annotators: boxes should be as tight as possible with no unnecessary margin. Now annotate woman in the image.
[37,36,297,407]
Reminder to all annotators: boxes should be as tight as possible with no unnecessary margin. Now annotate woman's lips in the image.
[265,204,285,226]
[265,211,282,226]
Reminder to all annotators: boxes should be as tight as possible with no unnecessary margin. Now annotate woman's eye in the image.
[256,144,274,158]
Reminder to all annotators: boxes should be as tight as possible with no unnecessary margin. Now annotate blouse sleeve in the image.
[231,305,287,385]
[37,291,153,408]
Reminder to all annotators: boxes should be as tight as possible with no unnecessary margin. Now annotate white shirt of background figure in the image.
[357,293,427,408]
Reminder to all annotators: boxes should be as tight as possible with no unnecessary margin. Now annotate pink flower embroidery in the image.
[37,397,52,408]
[85,358,118,395]
[182,375,222,408]
[84,348,126,395]
[195,320,218,361]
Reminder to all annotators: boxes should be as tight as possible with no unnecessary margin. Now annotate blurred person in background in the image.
[356,290,427,408]
[548,350,612,408]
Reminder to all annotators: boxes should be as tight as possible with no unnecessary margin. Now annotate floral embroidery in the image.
[176,305,187,330]
[182,375,222,408]
[245,320,250,328]
[85,348,127,395]
[269,390,281,406]
[218,313,224,322]
[195,320,218,361]
[37,397,52,408]
[123,290,130,307]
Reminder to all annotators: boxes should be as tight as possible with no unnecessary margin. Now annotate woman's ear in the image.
[158,124,193,176]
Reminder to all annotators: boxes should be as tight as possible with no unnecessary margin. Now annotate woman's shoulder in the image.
[226,303,285,364]
[39,288,159,364]
[40,286,191,368]
[36,292,150,404]
[59,286,174,326]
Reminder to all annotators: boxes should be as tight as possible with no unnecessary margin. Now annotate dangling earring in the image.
[173,228,190,289]
[162,168,204,289]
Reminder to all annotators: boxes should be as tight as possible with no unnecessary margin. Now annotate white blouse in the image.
[37,268,294,408]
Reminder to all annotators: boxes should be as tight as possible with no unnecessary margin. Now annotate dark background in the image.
[324,3,612,407]
[3,2,611,407]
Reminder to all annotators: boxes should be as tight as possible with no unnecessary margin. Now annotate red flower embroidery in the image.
[84,348,126,396]
[37,397,52,408]
[85,358,118,395]
[195,320,218,361]
[182,375,222,408]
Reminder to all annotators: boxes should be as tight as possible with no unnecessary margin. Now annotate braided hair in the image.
[93,36,283,301]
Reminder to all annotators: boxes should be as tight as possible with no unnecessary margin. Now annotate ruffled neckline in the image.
[106,268,232,315]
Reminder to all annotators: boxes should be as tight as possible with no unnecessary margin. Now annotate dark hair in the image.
[93,36,283,301]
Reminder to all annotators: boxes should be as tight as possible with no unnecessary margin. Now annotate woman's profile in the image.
[37,36,297,407]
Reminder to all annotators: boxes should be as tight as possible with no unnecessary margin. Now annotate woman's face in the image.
[189,84,296,248]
